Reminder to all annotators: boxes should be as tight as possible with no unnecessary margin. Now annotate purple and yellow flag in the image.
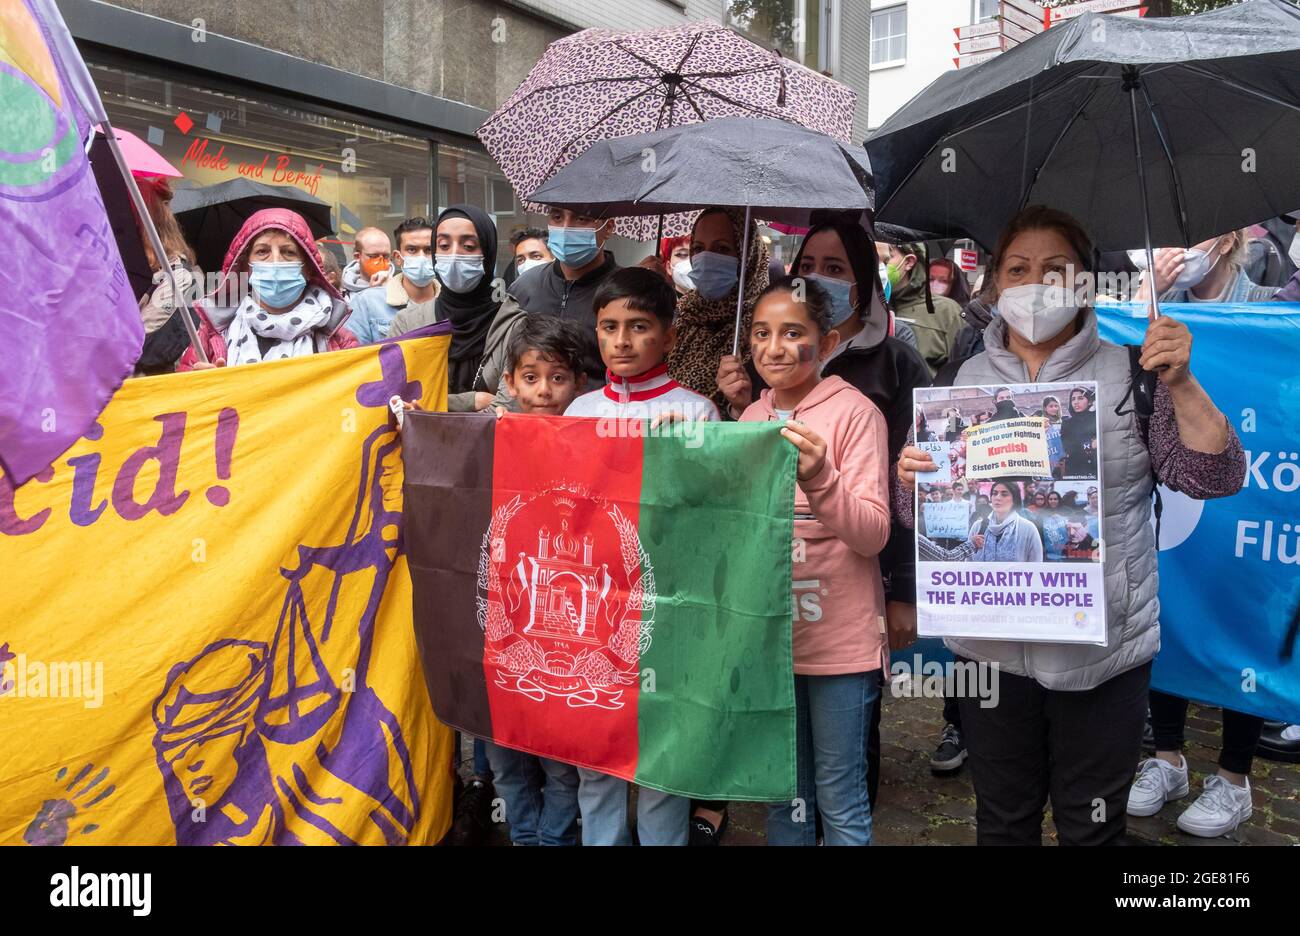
[1,336,455,845]
[0,0,144,485]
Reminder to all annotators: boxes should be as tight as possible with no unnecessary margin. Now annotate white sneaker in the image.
[1127,756,1190,816]
[1176,774,1253,837]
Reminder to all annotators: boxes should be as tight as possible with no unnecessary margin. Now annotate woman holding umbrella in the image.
[669,208,769,412]
[895,205,1246,846]
[788,215,931,660]
[179,208,356,369]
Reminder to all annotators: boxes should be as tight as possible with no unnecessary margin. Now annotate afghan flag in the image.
[403,413,797,801]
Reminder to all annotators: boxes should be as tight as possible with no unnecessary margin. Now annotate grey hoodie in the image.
[341,259,375,295]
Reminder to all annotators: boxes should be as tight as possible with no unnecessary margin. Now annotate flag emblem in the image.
[478,481,655,710]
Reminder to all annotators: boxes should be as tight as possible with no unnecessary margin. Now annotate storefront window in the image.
[726,0,824,70]
[89,61,432,268]
[438,141,548,274]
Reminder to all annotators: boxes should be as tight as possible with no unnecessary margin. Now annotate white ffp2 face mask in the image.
[995,283,1079,344]
[672,257,695,292]
[1172,248,1218,290]
[1128,243,1223,291]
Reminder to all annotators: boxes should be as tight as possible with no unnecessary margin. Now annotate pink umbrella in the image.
[478,21,856,240]
[103,126,182,178]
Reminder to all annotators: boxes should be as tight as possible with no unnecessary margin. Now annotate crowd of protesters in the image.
[125,183,1298,845]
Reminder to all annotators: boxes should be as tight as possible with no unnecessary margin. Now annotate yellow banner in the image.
[0,337,454,845]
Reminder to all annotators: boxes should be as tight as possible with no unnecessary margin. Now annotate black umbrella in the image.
[530,116,875,352]
[171,178,334,273]
[530,115,873,226]
[865,0,1300,316]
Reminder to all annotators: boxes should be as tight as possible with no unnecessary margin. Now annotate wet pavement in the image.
[459,692,1299,846]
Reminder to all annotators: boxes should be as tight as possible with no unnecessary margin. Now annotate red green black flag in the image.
[402,412,797,801]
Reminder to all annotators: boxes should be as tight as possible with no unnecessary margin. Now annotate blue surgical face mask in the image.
[688,251,740,300]
[804,272,856,327]
[249,261,307,308]
[435,254,485,293]
[401,254,436,287]
[548,224,604,267]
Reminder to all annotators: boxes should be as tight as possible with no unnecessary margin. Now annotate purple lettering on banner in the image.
[0,466,53,536]
[112,412,191,521]
[205,408,239,507]
[67,421,107,527]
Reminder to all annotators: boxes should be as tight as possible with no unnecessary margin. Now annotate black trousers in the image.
[956,658,1150,846]
[1148,690,1264,775]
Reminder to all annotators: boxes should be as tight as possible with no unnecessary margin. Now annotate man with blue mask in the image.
[473,207,620,410]
[349,217,438,344]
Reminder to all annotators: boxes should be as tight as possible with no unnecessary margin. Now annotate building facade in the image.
[867,0,999,130]
[63,0,870,271]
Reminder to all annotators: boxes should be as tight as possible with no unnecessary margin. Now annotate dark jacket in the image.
[824,336,931,605]
[479,253,619,406]
[1276,267,1300,303]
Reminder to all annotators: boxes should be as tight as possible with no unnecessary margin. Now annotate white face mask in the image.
[1128,243,1223,290]
[517,257,549,276]
[672,256,695,292]
[996,283,1078,345]
[1173,248,1219,290]
[1290,232,1300,268]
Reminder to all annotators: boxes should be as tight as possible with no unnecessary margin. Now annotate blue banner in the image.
[1097,303,1300,724]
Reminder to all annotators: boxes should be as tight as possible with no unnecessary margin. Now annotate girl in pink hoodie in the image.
[740,276,891,845]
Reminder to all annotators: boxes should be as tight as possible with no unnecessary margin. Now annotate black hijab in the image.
[434,204,499,390]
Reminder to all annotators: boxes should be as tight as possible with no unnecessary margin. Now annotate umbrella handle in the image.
[103,121,209,365]
[732,205,753,358]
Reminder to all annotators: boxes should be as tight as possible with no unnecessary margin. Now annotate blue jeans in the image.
[767,671,880,846]
[484,743,580,846]
[473,737,492,779]
[576,769,689,846]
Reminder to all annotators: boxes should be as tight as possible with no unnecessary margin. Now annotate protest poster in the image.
[923,499,972,539]
[916,440,953,484]
[913,382,1106,644]
[0,336,456,845]
[964,418,1052,479]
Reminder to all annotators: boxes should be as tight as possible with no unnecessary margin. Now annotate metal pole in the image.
[102,123,208,363]
[1127,76,1160,319]
[731,204,752,357]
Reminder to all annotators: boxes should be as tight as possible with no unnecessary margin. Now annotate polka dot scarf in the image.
[224,286,331,365]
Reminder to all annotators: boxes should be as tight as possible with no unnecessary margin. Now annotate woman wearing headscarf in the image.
[178,207,355,370]
[1060,385,1098,478]
[669,207,769,411]
[387,204,500,412]
[919,480,1044,564]
[929,257,972,307]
